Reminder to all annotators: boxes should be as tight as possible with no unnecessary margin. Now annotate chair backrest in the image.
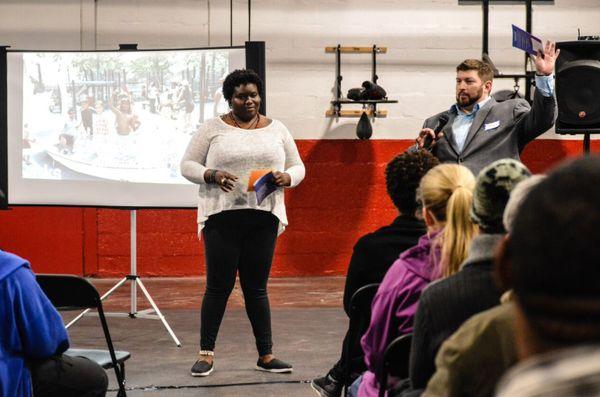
[36,274,101,311]
[349,283,380,319]
[348,283,380,343]
[383,333,413,381]
[344,283,380,391]
[36,274,128,396]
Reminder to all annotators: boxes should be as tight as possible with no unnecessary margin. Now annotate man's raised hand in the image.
[534,40,560,76]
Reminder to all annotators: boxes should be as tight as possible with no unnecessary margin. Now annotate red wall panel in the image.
[0,138,597,277]
[0,207,85,274]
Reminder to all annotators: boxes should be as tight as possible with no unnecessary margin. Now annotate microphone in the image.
[423,114,449,151]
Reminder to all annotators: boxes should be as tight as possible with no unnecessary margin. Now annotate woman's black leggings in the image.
[200,209,279,357]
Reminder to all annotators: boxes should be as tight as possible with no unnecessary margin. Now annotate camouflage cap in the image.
[471,159,531,233]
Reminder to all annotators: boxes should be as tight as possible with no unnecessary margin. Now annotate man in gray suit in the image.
[415,41,560,175]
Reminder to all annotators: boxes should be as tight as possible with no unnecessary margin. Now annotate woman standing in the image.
[180,69,305,377]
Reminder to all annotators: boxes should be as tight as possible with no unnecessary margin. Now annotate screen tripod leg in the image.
[136,277,182,347]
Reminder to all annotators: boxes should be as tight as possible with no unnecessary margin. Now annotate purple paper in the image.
[512,24,543,56]
[254,171,277,205]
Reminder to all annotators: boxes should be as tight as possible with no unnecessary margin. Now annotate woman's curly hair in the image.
[385,150,440,215]
[222,69,264,105]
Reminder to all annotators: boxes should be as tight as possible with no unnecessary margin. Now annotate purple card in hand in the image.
[254,171,277,205]
[512,24,543,56]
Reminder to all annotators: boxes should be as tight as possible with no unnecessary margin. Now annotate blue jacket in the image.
[0,250,69,397]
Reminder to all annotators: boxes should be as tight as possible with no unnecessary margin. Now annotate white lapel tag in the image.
[484,120,500,131]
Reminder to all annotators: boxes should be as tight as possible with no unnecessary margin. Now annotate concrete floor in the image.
[62,277,347,397]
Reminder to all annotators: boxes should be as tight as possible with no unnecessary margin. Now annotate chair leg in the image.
[117,364,127,397]
[117,382,127,397]
[120,363,126,384]
[343,331,354,397]
[378,374,387,397]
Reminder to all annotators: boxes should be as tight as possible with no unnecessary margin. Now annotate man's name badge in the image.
[484,121,500,131]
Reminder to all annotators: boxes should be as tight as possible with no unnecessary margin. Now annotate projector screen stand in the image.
[66,210,182,347]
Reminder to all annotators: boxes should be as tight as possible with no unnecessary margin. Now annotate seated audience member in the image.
[0,248,108,397]
[495,156,600,397]
[312,151,440,397]
[350,163,478,397]
[404,159,531,395]
[421,175,545,397]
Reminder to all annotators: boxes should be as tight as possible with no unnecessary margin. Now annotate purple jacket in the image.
[358,230,442,397]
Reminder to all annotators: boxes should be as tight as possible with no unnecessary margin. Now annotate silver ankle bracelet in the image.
[199,350,214,356]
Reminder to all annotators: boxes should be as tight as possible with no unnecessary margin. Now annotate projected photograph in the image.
[21,49,241,183]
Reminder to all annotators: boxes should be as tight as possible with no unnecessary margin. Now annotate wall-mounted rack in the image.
[481,0,536,103]
[325,45,397,118]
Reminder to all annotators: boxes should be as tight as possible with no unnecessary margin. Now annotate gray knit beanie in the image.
[471,159,531,233]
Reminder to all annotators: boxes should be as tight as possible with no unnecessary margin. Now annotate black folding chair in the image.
[36,274,130,397]
[344,283,380,396]
[378,333,413,397]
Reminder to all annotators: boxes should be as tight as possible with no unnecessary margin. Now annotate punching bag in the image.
[356,111,373,140]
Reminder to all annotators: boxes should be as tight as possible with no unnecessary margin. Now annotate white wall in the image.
[1,0,599,139]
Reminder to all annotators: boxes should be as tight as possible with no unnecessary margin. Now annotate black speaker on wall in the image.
[555,40,600,134]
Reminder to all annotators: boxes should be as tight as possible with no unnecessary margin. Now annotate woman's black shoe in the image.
[190,359,214,377]
[255,358,293,373]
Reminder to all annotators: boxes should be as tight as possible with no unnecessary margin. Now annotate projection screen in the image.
[4,46,246,207]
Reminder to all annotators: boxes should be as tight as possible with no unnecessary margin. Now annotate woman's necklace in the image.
[229,111,260,129]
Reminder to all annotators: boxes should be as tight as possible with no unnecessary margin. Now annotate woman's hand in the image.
[272,171,291,187]
[215,170,238,192]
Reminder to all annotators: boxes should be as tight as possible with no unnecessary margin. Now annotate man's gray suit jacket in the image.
[423,90,556,176]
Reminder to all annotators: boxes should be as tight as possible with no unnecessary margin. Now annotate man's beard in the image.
[456,86,484,108]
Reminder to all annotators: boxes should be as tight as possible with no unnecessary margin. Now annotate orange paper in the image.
[247,169,273,191]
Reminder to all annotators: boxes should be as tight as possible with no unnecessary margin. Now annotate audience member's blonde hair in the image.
[418,164,478,278]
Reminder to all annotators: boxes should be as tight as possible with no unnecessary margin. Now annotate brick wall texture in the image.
[2,139,598,277]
